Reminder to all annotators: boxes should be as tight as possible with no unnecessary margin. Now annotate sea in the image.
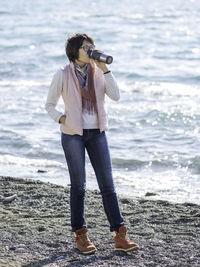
[1,0,200,204]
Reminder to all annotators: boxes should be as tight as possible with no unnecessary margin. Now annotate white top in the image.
[45,68,120,129]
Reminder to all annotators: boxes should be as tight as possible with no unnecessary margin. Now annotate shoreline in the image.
[0,175,200,266]
[2,173,199,206]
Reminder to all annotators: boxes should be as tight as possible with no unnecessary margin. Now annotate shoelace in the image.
[117,233,130,241]
[78,233,92,246]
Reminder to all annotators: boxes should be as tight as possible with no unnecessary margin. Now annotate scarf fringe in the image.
[79,63,98,114]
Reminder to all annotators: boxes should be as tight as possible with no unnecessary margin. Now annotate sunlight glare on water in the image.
[0,0,200,204]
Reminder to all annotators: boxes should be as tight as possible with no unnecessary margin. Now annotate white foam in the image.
[0,80,49,87]
[0,154,63,168]
[119,81,200,97]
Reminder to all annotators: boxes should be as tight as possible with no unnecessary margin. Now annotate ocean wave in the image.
[112,158,176,169]
[0,79,49,87]
[112,158,145,169]
[119,81,200,97]
[112,156,200,173]
[186,156,200,174]
[0,154,63,168]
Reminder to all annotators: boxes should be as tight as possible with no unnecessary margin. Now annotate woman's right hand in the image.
[59,115,66,124]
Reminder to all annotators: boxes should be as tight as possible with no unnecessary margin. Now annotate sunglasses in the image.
[80,44,95,52]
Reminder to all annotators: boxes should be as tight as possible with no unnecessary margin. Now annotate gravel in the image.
[0,176,200,267]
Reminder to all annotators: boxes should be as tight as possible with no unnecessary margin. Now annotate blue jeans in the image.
[61,129,124,232]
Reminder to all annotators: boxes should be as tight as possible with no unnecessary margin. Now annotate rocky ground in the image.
[0,176,200,267]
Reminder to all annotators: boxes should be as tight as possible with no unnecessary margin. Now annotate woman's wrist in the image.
[101,66,108,73]
[104,70,111,74]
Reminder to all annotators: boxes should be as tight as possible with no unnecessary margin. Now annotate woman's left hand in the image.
[93,60,109,73]
[89,50,109,73]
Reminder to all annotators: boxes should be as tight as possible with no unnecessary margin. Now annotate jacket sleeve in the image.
[45,69,63,123]
[104,72,120,101]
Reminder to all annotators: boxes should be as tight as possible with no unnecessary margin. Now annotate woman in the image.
[45,33,139,254]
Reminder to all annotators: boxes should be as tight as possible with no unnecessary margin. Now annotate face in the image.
[75,40,95,66]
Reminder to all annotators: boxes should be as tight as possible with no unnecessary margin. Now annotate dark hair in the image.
[65,33,94,62]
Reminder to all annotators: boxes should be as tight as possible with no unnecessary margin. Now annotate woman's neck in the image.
[74,59,87,68]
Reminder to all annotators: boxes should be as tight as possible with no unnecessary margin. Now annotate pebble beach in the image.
[0,176,200,267]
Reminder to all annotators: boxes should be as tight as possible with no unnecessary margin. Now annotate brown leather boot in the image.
[114,226,139,252]
[75,227,97,255]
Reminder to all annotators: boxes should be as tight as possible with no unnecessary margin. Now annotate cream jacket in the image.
[45,62,120,135]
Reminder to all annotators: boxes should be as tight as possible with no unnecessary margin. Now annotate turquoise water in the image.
[0,0,200,204]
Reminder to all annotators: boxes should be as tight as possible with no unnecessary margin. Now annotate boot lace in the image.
[78,233,92,246]
[118,232,130,241]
